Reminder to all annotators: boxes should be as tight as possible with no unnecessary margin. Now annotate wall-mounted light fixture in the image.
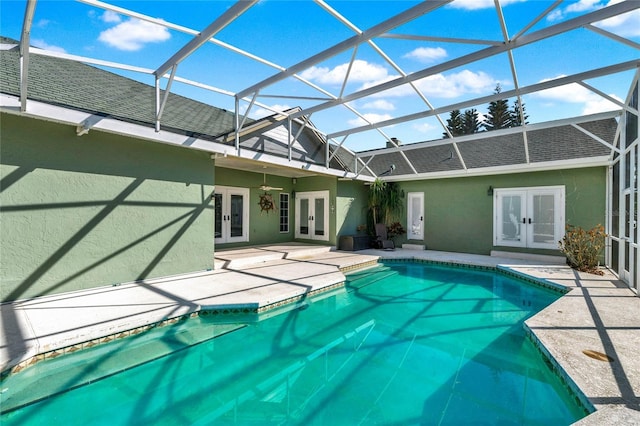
[487,186,494,196]
[379,164,396,177]
[292,178,297,185]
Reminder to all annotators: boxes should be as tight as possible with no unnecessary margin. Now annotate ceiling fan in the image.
[256,173,283,191]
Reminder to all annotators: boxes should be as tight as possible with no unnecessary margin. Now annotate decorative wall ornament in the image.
[258,192,277,214]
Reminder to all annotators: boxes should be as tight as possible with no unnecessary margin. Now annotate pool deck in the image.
[1,244,638,423]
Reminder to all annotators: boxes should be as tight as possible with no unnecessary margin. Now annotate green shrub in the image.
[558,224,606,275]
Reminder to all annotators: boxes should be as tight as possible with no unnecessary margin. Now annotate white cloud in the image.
[363,69,497,99]
[547,9,564,22]
[32,39,66,53]
[547,0,601,22]
[300,60,389,85]
[98,18,170,51]
[250,104,292,118]
[101,10,122,23]
[595,0,640,37]
[532,77,623,114]
[567,0,601,13]
[34,19,50,29]
[582,97,622,114]
[348,113,394,127]
[412,122,437,133]
[451,0,525,11]
[361,99,395,111]
[403,47,447,63]
[547,0,639,35]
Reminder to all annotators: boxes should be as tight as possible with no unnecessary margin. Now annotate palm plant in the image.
[367,179,403,226]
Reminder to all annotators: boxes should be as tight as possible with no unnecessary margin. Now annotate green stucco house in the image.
[0,37,632,302]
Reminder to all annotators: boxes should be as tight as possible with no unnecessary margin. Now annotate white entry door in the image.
[407,192,424,240]
[214,186,249,244]
[295,191,329,241]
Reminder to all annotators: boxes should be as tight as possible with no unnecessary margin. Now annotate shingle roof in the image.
[0,38,237,138]
[1,37,617,179]
[357,119,615,177]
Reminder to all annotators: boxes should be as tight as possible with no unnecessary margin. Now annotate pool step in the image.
[346,265,397,290]
[215,244,334,269]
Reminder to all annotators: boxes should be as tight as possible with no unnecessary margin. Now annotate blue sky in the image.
[1,0,639,151]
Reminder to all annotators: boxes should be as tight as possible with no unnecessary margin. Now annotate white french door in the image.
[295,191,329,241]
[214,186,249,244]
[407,192,424,240]
[494,186,565,250]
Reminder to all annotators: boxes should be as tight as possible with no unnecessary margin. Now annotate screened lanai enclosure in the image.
[1,0,639,294]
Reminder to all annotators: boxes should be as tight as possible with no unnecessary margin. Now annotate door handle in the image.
[420,216,423,221]
[528,218,532,224]
[522,218,526,224]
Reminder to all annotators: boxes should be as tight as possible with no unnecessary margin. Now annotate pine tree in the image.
[509,98,529,127]
[483,84,510,131]
[443,109,464,137]
[462,108,481,134]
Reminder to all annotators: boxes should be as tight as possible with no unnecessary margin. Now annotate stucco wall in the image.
[214,167,295,247]
[393,168,607,255]
[336,180,369,237]
[1,114,215,302]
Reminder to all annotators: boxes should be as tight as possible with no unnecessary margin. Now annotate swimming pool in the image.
[1,262,587,424]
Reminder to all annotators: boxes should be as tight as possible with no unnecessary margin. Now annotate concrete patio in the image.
[0,244,638,424]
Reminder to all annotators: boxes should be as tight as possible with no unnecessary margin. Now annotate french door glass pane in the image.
[612,160,620,237]
[532,194,555,244]
[315,198,325,236]
[625,241,630,272]
[299,199,309,235]
[501,195,522,242]
[230,194,244,237]
[214,193,223,239]
[611,239,619,274]
[625,193,631,238]
[634,248,638,292]
[410,196,422,238]
[279,193,289,233]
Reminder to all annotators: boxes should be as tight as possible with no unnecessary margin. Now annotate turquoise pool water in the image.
[1,262,587,425]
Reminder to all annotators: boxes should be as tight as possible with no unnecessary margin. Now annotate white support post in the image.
[156,64,178,130]
[235,96,240,152]
[326,135,330,169]
[19,0,37,112]
[239,92,259,131]
[155,77,161,132]
[288,117,292,162]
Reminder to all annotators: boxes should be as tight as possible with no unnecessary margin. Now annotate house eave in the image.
[382,157,611,182]
[0,94,371,181]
